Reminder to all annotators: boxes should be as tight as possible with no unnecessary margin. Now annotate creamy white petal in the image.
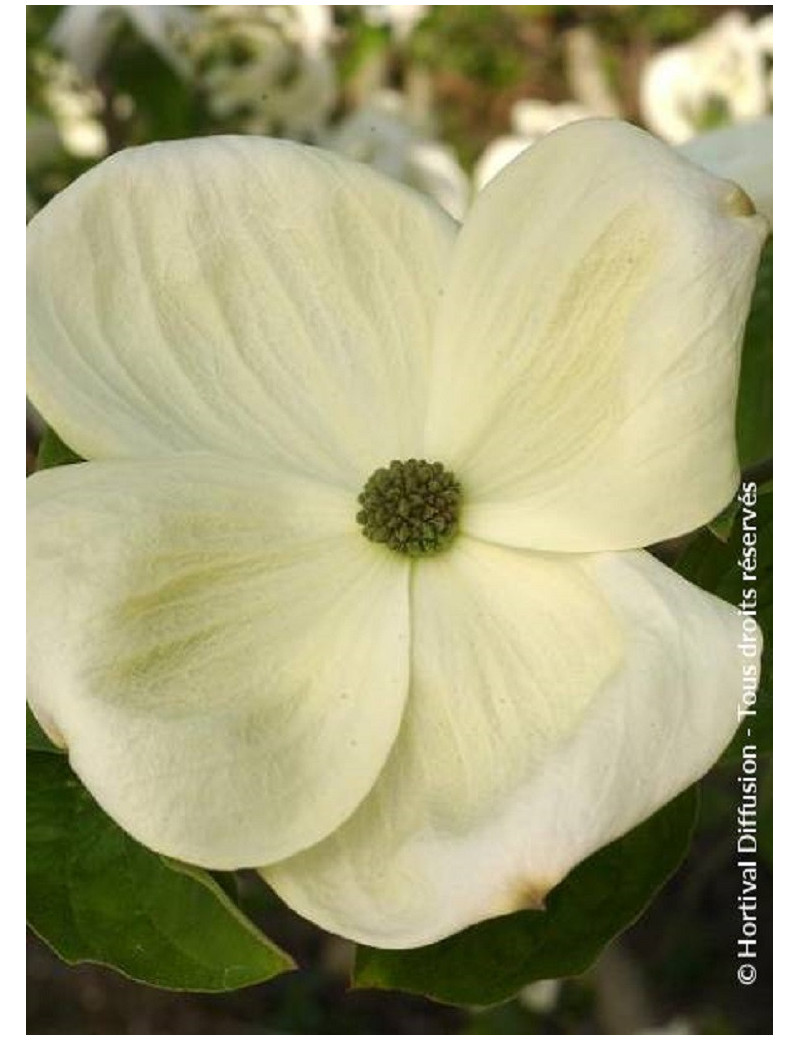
[680,118,773,224]
[264,537,621,946]
[264,543,748,948]
[27,136,456,487]
[27,456,410,868]
[424,119,768,552]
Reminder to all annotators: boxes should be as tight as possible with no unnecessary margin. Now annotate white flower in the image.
[474,100,593,191]
[188,5,337,140]
[27,121,766,949]
[50,4,196,82]
[563,26,621,118]
[639,1019,694,1035]
[362,5,429,40]
[326,90,469,218]
[640,12,770,145]
[753,12,773,80]
[28,55,108,161]
[518,978,561,1014]
[680,117,772,223]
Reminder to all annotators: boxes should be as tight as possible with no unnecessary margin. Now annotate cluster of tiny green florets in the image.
[356,459,461,557]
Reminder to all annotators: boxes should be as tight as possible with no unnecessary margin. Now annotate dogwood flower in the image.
[27,121,766,949]
[641,12,771,145]
[563,26,621,119]
[50,5,196,82]
[326,90,470,218]
[187,5,336,140]
[362,5,429,41]
[28,55,108,161]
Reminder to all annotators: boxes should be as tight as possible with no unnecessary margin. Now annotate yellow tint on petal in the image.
[27,136,456,487]
[27,455,411,868]
[264,545,748,948]
[265,536,621,947]
[424,119,768,552]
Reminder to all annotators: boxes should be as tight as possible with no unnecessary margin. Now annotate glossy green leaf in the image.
[677,487,772,760]
[736,237,772,469]
[353,786,697,1007]
[27,752,295,991]
[36,425,85,470]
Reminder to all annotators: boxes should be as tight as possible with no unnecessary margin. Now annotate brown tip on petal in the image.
[722,182,756,218]
[508,879,552,912]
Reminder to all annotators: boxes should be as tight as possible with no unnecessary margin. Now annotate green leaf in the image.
[353,786,697,1007]
[677,487,772,759]
[707,495,740,542]
[27,751,294,991]
[26,704,63,753]
[36,426,85,470]
[736,237,772,469]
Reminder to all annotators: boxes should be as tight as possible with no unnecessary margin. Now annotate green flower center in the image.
[356,459,462,557]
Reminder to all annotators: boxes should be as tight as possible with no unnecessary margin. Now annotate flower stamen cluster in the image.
[356,459,461,557]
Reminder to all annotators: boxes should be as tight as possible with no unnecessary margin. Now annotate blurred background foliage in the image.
[27,4,772,1034]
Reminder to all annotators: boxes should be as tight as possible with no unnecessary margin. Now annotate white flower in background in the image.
[50,4,196,82]
[519,978,561,1015]
[326,90,469,218]
[362,5,429,41]
[639,1019,694,1035]
[755,13,773,54]
[189,5,336,140]
[44,78,107,159]
[640,12,771,145]
[474,99,592,191]
[473,21,621,196]
[28,56,108,161]
[564,26,621,118]
[681,117,772,224]
[754,13,773,99]
[27,122,766,949]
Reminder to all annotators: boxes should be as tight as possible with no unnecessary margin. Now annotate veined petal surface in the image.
[27,456,410,868]
[265,537,620,947]
[424,119,768,551]
[264,544,747,949]
[27,136,456,487]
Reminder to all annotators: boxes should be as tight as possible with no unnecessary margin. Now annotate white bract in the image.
[187,5,336,140]
[474,99,593,190]
[28,55,108,161]
[362,4,429,40]
[27,121,766,949]
[326,90,470,219]
[641,12,771,145]
[50,4,196,82]
[563,26,621,118]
